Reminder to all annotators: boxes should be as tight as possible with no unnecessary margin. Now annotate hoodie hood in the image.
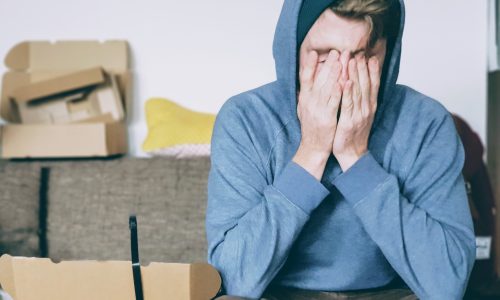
[272,0,405,129]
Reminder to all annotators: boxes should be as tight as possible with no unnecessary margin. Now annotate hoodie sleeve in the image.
[206,100,330,299]
[332,112,476,300]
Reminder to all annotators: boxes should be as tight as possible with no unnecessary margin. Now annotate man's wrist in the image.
[332,151,390,206]
[336,151,367,172]
[292,145,330,181]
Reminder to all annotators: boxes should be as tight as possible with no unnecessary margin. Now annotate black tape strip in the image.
[129,215,144,300]
[39,167,50,257]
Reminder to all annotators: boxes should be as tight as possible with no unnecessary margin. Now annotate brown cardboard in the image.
[0,123,127,158]
[10,67,125,124]
[0,40,132,158]
[10,67,105,104]
[0,255,222,300]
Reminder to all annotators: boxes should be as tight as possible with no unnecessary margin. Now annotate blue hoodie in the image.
[206,0,476,299]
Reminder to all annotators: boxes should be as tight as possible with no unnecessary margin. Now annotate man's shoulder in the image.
[221,81,281,113]
[216,81,292,132]
[395,84,452,123]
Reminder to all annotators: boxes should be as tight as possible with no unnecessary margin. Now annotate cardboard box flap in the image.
[190,263,223,299]
[0,255,221,300]
[0,254,15,298]
[5,41,129,72]
[11,67,105,104]
[4,41,29,71]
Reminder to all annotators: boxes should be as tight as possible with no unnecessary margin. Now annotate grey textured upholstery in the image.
[46,157,211,264]
[0,161,41,257]
[0,156,212,265]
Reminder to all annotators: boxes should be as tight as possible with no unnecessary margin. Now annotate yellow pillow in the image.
[142,98,216,157]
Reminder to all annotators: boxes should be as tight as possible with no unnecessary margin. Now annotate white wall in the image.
[399,0,488,145]
[0,0,488,157]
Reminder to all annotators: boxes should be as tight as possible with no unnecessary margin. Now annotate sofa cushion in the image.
[0,161,41,257]
[46,157,211,264]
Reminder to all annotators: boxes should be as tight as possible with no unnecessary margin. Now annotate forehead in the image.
[307,9,371,53]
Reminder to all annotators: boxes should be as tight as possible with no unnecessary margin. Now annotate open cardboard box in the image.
[10,67,124,125]
[0,254,222,300]
[0,40,133,158]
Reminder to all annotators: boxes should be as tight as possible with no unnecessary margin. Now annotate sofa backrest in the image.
[0,156,211,265]
[0,160,41,257]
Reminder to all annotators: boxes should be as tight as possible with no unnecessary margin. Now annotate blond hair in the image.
[330,0,399,48]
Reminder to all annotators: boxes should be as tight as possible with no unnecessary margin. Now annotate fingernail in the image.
[331,50,340,60]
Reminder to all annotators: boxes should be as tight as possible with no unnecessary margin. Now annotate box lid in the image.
[5,41,129,72]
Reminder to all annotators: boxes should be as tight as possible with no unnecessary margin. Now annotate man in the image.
[206,0,476,299]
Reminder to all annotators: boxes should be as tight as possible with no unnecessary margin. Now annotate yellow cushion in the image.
[142,98,216,156]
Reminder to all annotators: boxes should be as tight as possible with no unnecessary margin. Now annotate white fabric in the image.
[146,144,211,158]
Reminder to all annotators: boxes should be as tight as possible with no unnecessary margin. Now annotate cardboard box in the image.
[10,67,125,124]
[0,40,133,158]
[0,254,222,300]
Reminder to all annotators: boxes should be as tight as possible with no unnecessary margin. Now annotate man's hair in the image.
[330,0,400,48]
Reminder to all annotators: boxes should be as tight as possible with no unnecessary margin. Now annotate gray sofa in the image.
[0,156,211,265]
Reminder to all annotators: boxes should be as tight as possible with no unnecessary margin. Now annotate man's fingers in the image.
[348,58,361,112]
[357,55,371,116]
[324,52,342,89]
[328,82,342,110]
[341,80,354,118]
[299,50,318,91]
[318,51,341,106]
[368,56,381,109]
[314,50,339,92]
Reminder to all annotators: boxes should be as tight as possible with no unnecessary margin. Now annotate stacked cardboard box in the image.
[0,40,133,158]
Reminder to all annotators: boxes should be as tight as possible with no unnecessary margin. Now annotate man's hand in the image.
[293,49,342,181]
[332,54,381,172]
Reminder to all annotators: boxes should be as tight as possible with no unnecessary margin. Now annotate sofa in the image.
[0,156,211,265]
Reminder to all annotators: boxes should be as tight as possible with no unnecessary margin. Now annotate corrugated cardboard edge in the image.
[0,255,17,299]
[190,263,222,300]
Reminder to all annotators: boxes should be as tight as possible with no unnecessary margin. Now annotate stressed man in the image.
[206,0,476,299]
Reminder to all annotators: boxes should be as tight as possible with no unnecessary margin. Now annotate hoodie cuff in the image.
[332,151,390,206]
[273,160,330,215]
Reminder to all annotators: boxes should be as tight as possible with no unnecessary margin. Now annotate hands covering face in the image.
[297,49,381,171]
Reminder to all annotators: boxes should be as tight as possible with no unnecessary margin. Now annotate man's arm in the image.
[206,101,330,299]
[332,112,476,300]
[207,49,342,299]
